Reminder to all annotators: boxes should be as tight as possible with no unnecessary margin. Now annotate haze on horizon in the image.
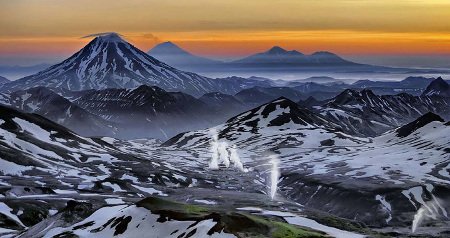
[1,0,450,68]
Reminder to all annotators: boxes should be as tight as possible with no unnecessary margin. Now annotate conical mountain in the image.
[147,41,222,71]
[1,33,227,97]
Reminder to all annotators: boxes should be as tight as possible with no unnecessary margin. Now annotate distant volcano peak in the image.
[265,46,303,55]
[159,41,178,47]
[267,46,288,54]
[149,41,187,55]
[311,51,337,56]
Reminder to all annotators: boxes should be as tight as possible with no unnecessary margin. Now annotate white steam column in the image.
[208,128,247,172]
[269,155,280,200]
[209,129,219,169]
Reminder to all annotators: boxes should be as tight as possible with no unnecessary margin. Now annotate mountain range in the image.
[1,76,449,140]
[8,86,116,137]
[148,43,365,71]
[74,85,221,139]
[312,87,450,136]
[231,46,361,67]
[1,82,449,237]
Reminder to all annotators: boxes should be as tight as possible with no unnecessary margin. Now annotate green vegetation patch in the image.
[136,196,327,238]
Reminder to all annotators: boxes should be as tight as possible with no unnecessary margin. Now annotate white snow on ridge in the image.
[43,205,235,238]
[131,184,167,196]
[0,202,26,228]
[13,118,52,143]
[194,199,217,205]
[375,195,392,223]
[0,158,32,175]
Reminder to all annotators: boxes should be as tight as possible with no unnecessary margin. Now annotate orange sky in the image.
[1,0,450,64]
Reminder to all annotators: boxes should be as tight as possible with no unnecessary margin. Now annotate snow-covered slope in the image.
[0,33,240,97]
[164,97,358,149]
[0,94,448,236]
[0,106,214,235]
[0,105,363,238]
[22,196,349,238]
[0,104,131,191]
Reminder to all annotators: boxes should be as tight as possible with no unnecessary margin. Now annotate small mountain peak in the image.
[148,41,189,55]
[396,112,445,137]
[156,41,182,49]
[331,89,361,105]
[341,88,359,96]
[273,96,290,102]
[266,46,288,54]
[299,96,322,108]
[360,88,376,97]
[160,41,176,46]
[431,77,447,85]
[422,76,450,97]
[311,51,338,57]
[226,96,325,129]
[402,76,431,83]
[133,84,164,93]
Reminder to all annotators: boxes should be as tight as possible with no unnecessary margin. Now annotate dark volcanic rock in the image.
[422,77,450,97]
[396,112,445,137]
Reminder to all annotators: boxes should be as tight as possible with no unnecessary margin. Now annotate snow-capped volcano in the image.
[0,33,230,96]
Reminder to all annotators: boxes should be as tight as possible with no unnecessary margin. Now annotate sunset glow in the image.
[1,0,450,64]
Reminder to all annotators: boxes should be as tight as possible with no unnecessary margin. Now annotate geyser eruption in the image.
[229,145,247,172]
[209,129,220,169]
[269,155,280,200]
[412,207,427,233]
[411,196,446,233]
[218,142,230,167]
[208,128,247,172]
